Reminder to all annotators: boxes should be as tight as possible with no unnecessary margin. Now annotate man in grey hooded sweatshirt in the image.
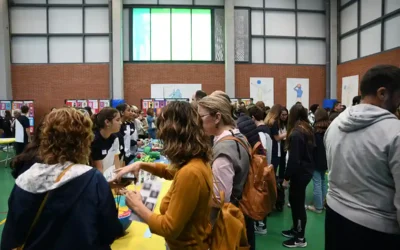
[324,65,400,250]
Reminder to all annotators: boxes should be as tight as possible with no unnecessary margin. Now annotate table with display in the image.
[112,150,169,250]
[0,138,16,166]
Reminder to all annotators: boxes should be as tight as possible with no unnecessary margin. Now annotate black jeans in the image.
[245,215,256,250]
[325,205,400,250]
[288,177,311,239]
[272,156,286,208]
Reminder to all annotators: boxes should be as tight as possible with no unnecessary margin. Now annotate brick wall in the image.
[337,48,400,99]
[11,62,328,123]
[11,64,109,122]
[124,63,326,108]
[124,63,225,107]
[236,64,326,107]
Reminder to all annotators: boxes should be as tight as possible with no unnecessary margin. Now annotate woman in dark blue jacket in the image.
[1,108,123,250]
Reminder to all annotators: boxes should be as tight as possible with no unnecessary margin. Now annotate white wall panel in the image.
[85,0,109,3]
[340,2,358,34]
[384,14,400,50]
[85,0,108,4]
[360,23,381,57]
[297,0,325,10]
[85,8,109,33]
[123,9,130,61]
[265,38,295,64]
[340,33,357,62]
[11,8,47,34]
[85,37,109,62]
[50,37,83,63]
[298,13,325,37]
[235,0,263,7]
[252,38,264,63]
[265,12,295,36]
[341,0,351,6]
[123,0,157,4]
[298,40,325,64]
[159,0,192,4]
[195,0,224,5]
[49,0,82,3]
[11,37,47,63]
[385,0,400,14]
[49,8,83,33]
[13,0,46,3]
[265,0,295,9]
[360,0,382,25]
[251,11,264,35]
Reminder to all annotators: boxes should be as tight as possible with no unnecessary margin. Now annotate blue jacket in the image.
[1,163,123,250]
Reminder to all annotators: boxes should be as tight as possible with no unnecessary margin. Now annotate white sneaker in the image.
[254,225,267,235]
[306,205,323,214]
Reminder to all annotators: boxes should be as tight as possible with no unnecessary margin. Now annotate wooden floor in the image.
[0,152,325,249]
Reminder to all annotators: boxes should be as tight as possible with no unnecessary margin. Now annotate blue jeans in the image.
[312,170,327,210]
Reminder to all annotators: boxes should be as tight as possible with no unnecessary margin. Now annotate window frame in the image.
[338,0,400,64]
[125,5,217,63]
[8,0,110,64]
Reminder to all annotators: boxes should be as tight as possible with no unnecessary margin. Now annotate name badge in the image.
[102,150,107,155]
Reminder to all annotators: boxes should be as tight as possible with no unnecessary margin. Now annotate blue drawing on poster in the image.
[5,103,11,110]
[294,84,303,102]
[169,89,182,98]
[257,80,261,84]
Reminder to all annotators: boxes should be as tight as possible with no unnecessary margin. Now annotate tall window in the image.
[132,8,212,61]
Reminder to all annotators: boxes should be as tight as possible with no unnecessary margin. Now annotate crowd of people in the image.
[1,64,399,250]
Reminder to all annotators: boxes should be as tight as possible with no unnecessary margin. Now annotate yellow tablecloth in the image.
[0,138,16,144]
[112,180,172,250]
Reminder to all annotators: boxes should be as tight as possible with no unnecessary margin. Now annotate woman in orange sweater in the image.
[115,101,213,250]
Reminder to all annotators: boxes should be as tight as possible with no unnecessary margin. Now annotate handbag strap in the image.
[19,163,75,250]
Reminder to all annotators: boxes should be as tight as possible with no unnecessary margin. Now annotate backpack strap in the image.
[18,163,75,250]
[216,136,252,156]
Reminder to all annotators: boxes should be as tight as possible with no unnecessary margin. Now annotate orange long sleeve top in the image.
[142,158,213,250]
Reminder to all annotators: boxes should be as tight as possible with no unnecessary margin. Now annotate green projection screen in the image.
[131,8,211,61]
[171,9,191,60]
[132,8,150,61]
[192,9,212,61]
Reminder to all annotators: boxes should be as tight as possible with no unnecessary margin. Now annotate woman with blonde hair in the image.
[114,101,213,250]
[2,108,123,249]
[197,95,255,250]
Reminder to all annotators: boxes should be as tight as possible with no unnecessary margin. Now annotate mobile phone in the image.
[121,173,137,182]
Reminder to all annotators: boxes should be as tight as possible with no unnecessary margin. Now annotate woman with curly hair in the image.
[1,108,123,249]
[281,103,315,248]
[115,101,213,250]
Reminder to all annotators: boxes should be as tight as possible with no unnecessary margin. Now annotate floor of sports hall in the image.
[0,151,325,249]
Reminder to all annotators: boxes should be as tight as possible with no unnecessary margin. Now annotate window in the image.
[131,8,212,61]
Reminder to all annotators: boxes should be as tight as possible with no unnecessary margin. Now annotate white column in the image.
[330,0,338,99]
[224,0,235,97]
[111,0,124,100]
[0,0,12,100]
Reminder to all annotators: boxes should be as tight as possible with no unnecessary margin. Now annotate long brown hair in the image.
[314,108,330,133]
[286,103,314,149]
[156,101,212,169]
[265,104,282,127]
